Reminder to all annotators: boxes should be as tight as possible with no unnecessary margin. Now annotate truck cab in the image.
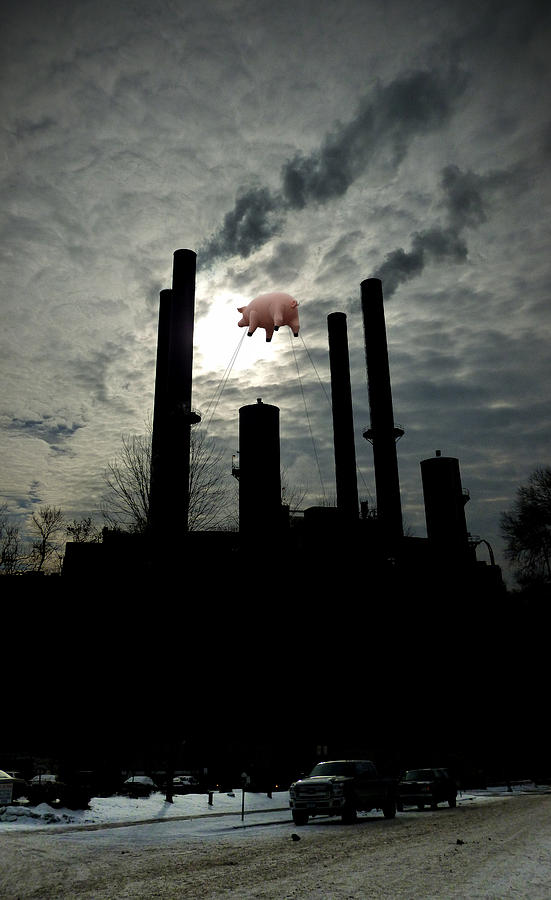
[289,759,396,825]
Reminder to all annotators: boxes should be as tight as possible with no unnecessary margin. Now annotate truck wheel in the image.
[341,805,357,824]
[448,796,457,808]
[292,811,309,826]
[417,803,424,811]
[383,801,396,819]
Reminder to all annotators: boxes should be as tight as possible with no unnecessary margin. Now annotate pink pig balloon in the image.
[237,292,300,342]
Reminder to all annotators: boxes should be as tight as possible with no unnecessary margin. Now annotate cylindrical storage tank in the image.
[239,399,281,541]
[420,452,469,553]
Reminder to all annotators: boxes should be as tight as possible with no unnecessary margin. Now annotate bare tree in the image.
[0,503,21,575]
[28,505,65,573]
[102,433,151,533]
[280,468,307,512]
[102,425,232,533]
[501,466,551,588]
[188,429,232,531]
[66,517,102,543]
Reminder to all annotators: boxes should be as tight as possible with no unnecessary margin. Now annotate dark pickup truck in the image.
[289,759,397,825]
[397,767,457,810]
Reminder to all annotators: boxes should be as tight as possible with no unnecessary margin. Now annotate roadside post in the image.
[241,772,250,822]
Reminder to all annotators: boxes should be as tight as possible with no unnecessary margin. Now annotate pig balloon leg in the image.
[246,309,259,337]
[246,310,274,341]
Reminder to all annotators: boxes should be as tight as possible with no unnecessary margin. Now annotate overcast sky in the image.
[1,0,550,583]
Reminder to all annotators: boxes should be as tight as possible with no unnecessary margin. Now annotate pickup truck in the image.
[397,767,457,810]
[289,759,397,825]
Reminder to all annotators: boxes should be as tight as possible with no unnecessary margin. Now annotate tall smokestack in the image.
[150,250,200,545]
[361,278,403,548]
[327,312,359,520]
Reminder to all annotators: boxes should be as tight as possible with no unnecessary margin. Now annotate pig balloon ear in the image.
[237,306,244,312]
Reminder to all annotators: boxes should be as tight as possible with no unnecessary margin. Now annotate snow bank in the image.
[0,789,290,831]
[1,782,548,833]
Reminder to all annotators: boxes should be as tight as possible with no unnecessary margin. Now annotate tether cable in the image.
[299,334,331,408]
[289,331,327,503]
[203,329,247,433]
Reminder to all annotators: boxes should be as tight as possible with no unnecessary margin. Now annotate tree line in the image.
[1,433,549,590]
[500,465,551,594]
[0,426,236,575]
[0,503,100,575]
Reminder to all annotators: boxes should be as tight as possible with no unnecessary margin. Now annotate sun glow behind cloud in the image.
[193,291,296,378]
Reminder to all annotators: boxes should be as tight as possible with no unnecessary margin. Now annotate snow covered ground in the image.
[1,785,551,898]
[0,787,290,831]
[1,782,548,832]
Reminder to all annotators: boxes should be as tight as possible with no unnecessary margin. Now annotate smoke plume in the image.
[199,64,468,269]
[373,164,510,296]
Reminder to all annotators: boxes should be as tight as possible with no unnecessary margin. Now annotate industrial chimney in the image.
[360,278,404,549]
[327,312,359,521]
[150,250,200,547]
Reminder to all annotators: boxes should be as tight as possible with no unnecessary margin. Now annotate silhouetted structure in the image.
[327,312,359,521]
[360,278,404,552]
[150,249,200,550]
[62,254,504,603]
[46,246,538,794]
[238,399,282,544]
[421,450,471,563]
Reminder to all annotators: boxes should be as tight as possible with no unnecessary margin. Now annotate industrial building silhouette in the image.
[63,247,504,601]
[14,248,549,789]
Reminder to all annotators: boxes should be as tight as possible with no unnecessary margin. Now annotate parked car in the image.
[120,775,157,798]
[61,770,100,810]
[397,767,457,810]
[170,775,201,794]
[4,771,28,801]
[28,774,67,806]
[0,770,18,805]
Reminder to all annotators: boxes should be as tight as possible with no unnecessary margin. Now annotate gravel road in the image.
[1,794,550,898]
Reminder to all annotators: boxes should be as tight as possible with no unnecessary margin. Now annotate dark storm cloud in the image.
[281,66,468,209]
[373,227,468,297]
[199,63,468,268]
[7,417,83,450]
[373,164,512,296]
[200,186,286,267]
[11,115,57,139]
